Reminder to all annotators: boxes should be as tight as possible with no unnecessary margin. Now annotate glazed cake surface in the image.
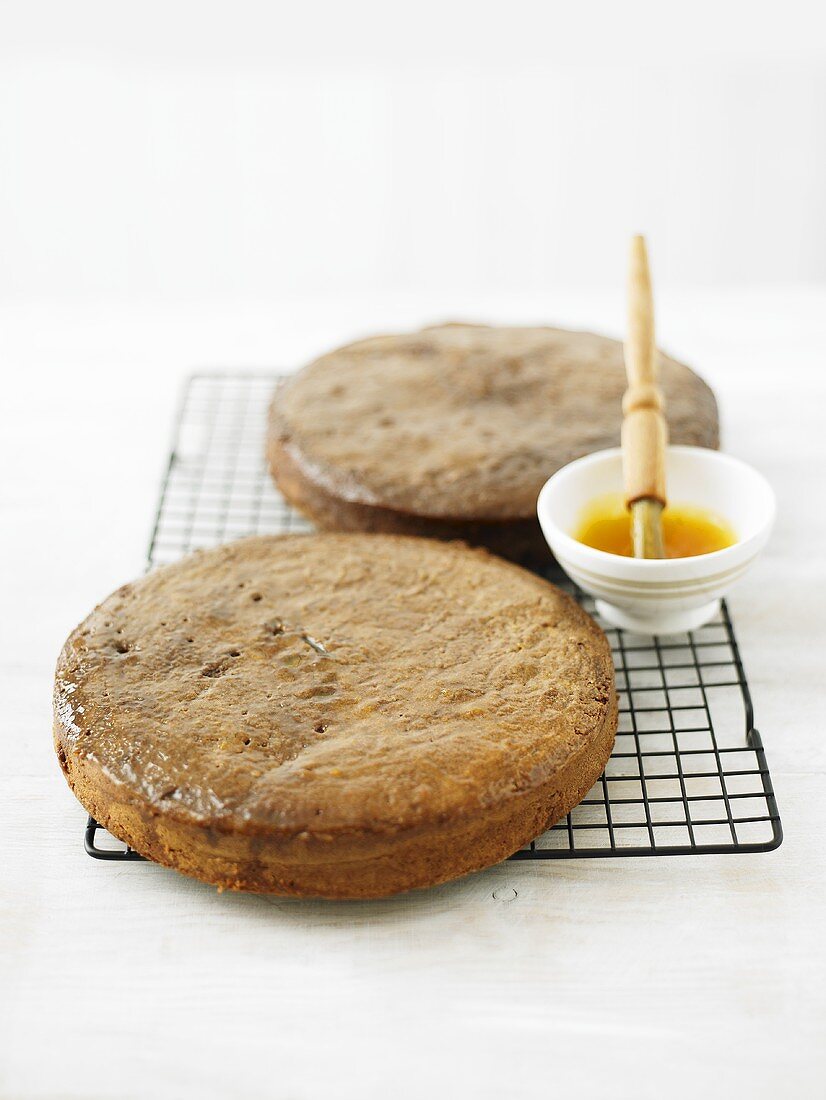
[54,534,618,897]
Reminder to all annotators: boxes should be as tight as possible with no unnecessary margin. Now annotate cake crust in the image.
[54,534,617,897]
[268,323,719,560]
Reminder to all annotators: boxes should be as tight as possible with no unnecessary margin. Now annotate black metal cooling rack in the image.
[85,372,782,862]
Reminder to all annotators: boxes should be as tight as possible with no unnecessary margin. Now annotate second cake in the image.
[268,323,719,562]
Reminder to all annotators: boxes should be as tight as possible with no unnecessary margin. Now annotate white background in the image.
[2,0,826,303]
[2,4,826,1100]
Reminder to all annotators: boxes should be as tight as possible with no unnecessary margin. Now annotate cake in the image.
[267,323,719,561]
[54,534,617,897]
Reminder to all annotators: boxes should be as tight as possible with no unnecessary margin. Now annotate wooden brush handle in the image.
[622,235,667,506]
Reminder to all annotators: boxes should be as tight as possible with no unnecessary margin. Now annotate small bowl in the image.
[537,446,775,635]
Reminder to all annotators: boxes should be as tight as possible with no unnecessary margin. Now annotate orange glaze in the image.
[575,493,736,559]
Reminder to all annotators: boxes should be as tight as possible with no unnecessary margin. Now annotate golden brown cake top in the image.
[271,323,719,521]
[54,534,615,839]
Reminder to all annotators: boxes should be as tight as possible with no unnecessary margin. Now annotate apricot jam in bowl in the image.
[537,446,775,635]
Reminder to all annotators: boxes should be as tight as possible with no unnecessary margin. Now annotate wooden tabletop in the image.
[2,289,824,1100]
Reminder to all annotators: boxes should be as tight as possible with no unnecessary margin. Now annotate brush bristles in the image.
[631,499,666,559]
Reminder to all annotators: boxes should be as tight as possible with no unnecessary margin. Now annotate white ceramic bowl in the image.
[537,446,775,635]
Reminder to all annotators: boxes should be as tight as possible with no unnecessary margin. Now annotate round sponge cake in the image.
[54,534,617,897]
[268,323,719,561]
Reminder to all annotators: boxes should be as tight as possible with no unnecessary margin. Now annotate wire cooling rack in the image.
[85,372,782,862]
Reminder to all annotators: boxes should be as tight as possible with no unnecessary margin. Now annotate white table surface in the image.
[2,289,824,1100]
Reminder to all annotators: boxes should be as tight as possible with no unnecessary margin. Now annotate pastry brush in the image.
[622,234,667,559]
